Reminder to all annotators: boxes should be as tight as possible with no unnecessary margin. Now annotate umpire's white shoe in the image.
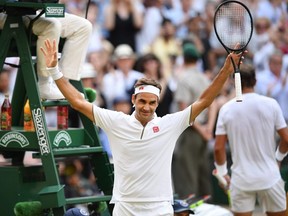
[38,79,65,100]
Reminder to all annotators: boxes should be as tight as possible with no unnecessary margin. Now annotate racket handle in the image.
[212,169,231,206]
[212,169,228,187]
[234,72,243,102]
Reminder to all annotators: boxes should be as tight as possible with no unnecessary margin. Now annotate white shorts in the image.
[113,201,173,216]
[231,179,286,213]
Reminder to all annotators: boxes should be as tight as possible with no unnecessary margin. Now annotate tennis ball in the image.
[84,88,97,103]
[14,201,43,216]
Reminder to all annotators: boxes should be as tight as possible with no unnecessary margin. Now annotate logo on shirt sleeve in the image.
[153,126,159,133]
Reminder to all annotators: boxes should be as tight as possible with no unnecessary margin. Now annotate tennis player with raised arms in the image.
[41,39,244,215]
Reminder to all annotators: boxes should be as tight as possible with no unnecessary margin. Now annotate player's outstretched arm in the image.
[40,39,94,122]
[190,49,245,123]
[214,134,230,189]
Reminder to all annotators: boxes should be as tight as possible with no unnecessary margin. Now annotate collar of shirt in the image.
[131,111,158,126]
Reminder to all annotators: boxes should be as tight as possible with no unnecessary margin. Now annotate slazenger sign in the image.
[0,132,29,147]
[32,108,50,155]
[45,4,65,18]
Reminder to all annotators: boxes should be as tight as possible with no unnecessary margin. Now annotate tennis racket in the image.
[189,195,211,209]
[214,0,253,102]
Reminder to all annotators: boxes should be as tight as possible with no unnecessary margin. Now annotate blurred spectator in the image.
[273,15,288,55]
[0,68,16,164]
[81,62,97,89]
[163,0,197,39]
[3,57,18,96]
[184,15,213,74]
[136,0,163,54]
[199,0,219,75]
[256,49,288,123]
[103,0,143,51]
[191,0,208,14]
[242,0,261,18]
[201,0,218,38]
[149,18,181,79]
[86,1,104,53]
[87,0,110,38]
[185,16,205,58]
[255,0,285,26]
[82,62,107,108]
[162,0,179,11]
[61,160,102,209]
[172,43,212,199]
[250,17,275,73]
[208,31,227,74]
[0,68,10,105]
[69,62,108,127]
[79,62,112,161]
[87,40,114,91]
[112,95,131,114]
[173,39,204,82]
[64,0,87,17]
[102,44,144,110]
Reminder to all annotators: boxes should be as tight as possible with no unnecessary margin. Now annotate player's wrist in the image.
[214,161,228,176]
[46,65,63,81]
[275,147,287,162]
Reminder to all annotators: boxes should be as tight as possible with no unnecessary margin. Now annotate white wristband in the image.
[214,161,228,176]
[275,147,287,162]
[46,66,63,81]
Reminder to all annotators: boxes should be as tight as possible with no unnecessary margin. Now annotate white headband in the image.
[134,85,160,98]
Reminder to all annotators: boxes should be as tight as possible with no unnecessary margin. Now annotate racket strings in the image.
[215,2,252,50]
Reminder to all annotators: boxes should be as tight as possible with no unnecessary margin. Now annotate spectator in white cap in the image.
[81,62,106,109]
[80,62,112,161]
[81,63,97,88]
[102,44,143,111]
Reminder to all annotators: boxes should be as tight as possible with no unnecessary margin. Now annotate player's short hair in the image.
[134,78,162,93]
[239,64,256,88]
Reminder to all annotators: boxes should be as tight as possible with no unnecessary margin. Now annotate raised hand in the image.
[40,39,58,68]
[224,52,246,74]
[224,43,248,73]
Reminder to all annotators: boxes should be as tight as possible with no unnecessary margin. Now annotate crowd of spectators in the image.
[71,0,288,122]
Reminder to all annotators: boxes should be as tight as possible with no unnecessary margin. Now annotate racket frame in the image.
[214,0,253,102]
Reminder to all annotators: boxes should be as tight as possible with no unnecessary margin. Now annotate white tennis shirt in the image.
[93,105,191,202]
[216,93,287,190]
